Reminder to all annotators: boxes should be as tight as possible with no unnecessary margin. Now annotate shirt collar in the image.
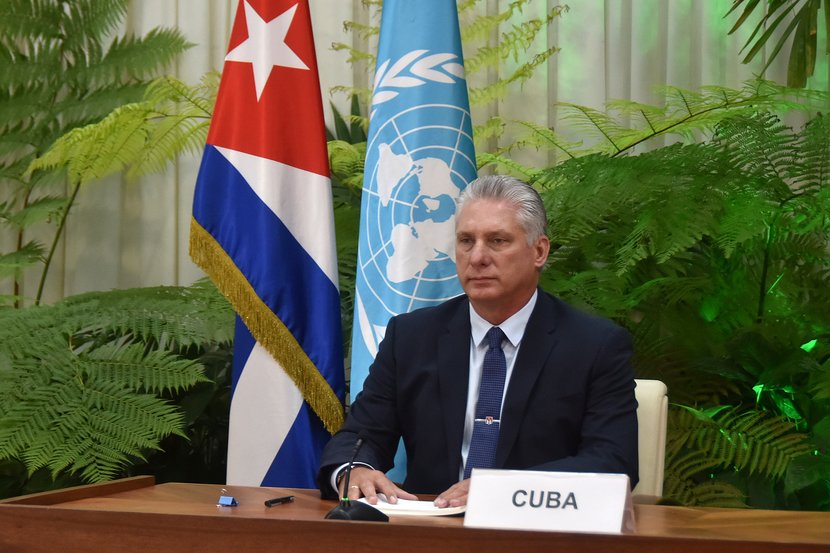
[469,289,538,348]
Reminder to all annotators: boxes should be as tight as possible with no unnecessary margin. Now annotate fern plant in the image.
[485,79,830,167]
[664,406,812,507]
[27,74,218,187]
[0,0,191,306]
[515,107,830,509]
[0,279,234,493]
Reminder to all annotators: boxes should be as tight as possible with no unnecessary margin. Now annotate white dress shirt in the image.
[460,290,537,479]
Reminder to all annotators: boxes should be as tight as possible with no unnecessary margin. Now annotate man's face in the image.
[455,198,550,322]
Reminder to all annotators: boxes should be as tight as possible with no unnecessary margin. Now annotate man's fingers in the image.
[339,466,371,497]
[339,468,418,505]
[435,479,470,508]
[346,483,362,500]
[362,481,379,504]
[393,486,419,501]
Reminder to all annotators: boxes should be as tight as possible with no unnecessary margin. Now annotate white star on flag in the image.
[225,1,309,100]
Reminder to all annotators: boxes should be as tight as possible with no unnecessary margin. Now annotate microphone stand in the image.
[324,438,389,522]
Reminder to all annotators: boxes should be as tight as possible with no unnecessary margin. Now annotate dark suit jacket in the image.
[318,290,638,497]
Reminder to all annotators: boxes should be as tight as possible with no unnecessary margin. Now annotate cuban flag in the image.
[190,0,344,488]
[351,0,477,479]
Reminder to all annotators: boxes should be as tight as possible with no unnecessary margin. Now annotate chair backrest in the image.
[631,379,668,497]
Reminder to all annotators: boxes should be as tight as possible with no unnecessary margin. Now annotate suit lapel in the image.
[496,291,559,467]
[437,298,471,480]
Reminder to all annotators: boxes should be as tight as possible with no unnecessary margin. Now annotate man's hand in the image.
[434,478,470,508]
[340,466,419,505]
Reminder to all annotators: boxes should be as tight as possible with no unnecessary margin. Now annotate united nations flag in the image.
[350,0,477,479]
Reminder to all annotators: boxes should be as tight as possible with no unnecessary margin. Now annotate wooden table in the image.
[1,476,828,552]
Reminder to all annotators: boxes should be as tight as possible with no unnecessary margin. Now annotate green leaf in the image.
[3,196,68,229]
[742,2,800,61]
[348,94,367,142]
[784,452,830,493]
[330,101,351,142]
[0,241,45,278]
[726,0,764,34]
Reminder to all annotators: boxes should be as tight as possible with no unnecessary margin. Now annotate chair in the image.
[631,379,668,498]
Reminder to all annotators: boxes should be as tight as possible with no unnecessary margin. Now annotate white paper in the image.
[358,495,466,517]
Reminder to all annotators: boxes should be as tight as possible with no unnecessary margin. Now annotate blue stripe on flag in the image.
[262,402,332,488]
[229,315,332,487]
[194,146,343,392]
[231,315,255,395]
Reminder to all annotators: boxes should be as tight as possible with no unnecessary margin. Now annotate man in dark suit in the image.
[318,175,638,508]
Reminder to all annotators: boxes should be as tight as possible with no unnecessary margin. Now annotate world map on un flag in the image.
[359,102,476,316]
[353,46,477,366]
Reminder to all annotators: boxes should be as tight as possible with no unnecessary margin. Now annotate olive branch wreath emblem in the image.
[371,49,466,110]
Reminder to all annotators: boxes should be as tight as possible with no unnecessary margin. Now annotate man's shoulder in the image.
[392,294,468,325]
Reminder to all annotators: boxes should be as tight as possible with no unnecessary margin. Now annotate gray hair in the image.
[456,175,548,244]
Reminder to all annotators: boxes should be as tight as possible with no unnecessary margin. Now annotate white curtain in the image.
[14,0,827,303]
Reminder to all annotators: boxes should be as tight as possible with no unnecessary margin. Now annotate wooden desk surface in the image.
[1,476,828,553]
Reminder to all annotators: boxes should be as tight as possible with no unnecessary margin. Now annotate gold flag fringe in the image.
[189,217,345,435]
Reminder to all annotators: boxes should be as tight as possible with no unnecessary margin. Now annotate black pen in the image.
[264,495,295,507]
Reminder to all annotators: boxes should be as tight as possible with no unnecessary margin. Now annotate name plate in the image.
[463,469,634,534]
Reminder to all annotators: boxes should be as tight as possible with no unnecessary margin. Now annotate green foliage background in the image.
[0,0,191,307]
[0,280,234,497]
[1,1,830,512]
[526,109,830,508]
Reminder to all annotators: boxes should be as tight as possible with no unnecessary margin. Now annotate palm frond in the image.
[531,108,830,508]
[726,0,826,87]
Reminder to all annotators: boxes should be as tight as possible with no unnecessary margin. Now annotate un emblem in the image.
[359,103,476,316]
[353,49,477,362]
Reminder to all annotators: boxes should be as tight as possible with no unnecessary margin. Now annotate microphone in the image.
[324,437,389,522]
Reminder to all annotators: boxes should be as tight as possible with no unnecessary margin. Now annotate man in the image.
[318,175,638,507]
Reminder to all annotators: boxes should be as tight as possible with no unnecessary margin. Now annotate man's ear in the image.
[534,235,550,269]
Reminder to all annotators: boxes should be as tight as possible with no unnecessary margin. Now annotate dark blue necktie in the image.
[464,326,507,479]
